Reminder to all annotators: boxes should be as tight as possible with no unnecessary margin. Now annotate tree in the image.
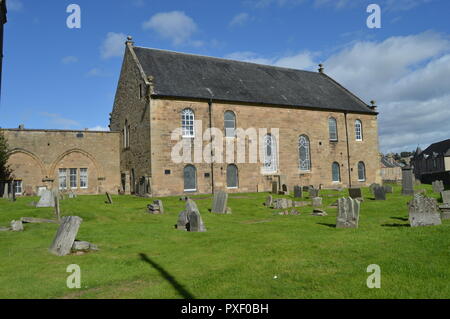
[0,131,12,181]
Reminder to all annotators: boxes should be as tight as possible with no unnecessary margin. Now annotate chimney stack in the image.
[369,100,377,111]
[125,35,134,46]
[18,124,24,130]
[318,64,324,73]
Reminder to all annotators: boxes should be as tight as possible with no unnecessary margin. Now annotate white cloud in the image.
[86,68,110,77]
[61,56,78,64]
[39,112,80,129]
[8,0,24,11]
[88,125,109,131]
[225,51,317,70]
[142,11,198,46]
[229,13,250,27]
[100,32,127,59]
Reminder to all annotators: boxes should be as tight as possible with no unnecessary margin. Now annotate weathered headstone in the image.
[271,182,278,194]
[2,182,9,199]
[54,195,61,221]
[186,200,206,232]
[311,209,328,216]
[10,220,24,232]
[293,186,302,199]
[383,185,393,194]
[401,167,414,196]
[72,240,98,251]
[211,191,228,214]
[273,198,292,209]
[439,204,450,220]
[408,194,441,227]
[373,185,386,200]
[312,197,323,207]
[21,217,59,224]
[147,200,164,214]
[441,190,450,204]
[264,195,273,207]
[279,184,289,195]
[309,187,319,198]
[432,180,444,193]
[36,189,55,208]
[336,197,360,228]
[49,216,83,256]
[348,188,362,199]
[369,183,380,194]
[105,192,113,204]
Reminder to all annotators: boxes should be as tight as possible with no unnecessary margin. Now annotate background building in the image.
[412,139,450,186]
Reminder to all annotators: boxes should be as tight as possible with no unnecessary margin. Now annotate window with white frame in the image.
[358,161,366,181]
[224,111,236,138]
[80,168,88,188]
[13,180,22,195]
[299,135,311,171]
[70,168,77,188]
[262,134,277,173]
[59,168,67,190]
[355,120,363,141]
[328,117,338,141]
[332,162,341,182]
[181,108,195,138]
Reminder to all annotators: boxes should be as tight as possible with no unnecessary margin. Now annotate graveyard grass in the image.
[0,185,449,299]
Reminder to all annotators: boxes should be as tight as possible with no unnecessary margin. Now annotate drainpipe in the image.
[208,99,215,194]
[344,112,352,188]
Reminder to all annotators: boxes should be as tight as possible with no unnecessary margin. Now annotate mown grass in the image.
[0,184,448,299]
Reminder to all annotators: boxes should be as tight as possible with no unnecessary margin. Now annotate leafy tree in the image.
[0,131,12,181]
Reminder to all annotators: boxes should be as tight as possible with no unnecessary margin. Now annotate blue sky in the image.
[2,0,450,153]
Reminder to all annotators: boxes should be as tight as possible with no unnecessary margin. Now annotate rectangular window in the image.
[70,168,77,188]
[80,168,88,188]
[14,180,22,195]
[59,169,67,190]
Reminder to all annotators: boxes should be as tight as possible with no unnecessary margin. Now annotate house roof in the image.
[422,139,450,156]
[132,46,376,114]
[381,156,403,168]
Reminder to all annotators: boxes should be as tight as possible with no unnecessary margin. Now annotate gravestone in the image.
[265,195,273,207]
[309,187,319,198]
[369,183,380,194]
[54,195,61,221]
[293,186,302,199]
[312,197,323,207]
[441,190,450,204]
[279,184,289,195]
[10,220,24,232]
[294,201,309,207]
[68,191,77,199]
[271,182,278,194]
[348,188,362,199]
[383,185,393,194]
[185,199,206,232]
[408,194,441,227]
[432,180,444,193]
[211,191,228,214]
[311,209,328,216]
[49,216,83,256]
[336,197,360,228]
[2,182,9,199]
[373,185,386,200]
[72,240,98,252]
[105,192,113,204]
[439,204,450,220]
[401,167,414,196]
[273,198,292,209]
[147,200,164,214]
[176,199,198,230]
[36,189,55,208]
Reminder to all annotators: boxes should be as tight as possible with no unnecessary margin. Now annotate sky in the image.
[1,0,450,154]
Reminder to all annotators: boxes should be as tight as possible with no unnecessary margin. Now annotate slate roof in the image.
[422,139,450,156]
[133,46,376,114]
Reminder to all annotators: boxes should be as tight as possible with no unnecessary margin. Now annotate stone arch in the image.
[8,148,46,177]
[49,149,104,179]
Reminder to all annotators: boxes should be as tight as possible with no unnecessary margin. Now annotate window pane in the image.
[355,120,362,140]
[263,135,277,172]
[80,168,88,188]
[332,162,340,182]
[227,165,238,188]
[224,111,236,137]
[70,168,77,188]
[59,169,67,190]
[182,109,195,137]
[14,181,22,195]
[329,118,337,141]
[358,162,365,181]
[184,165,197,191]
[299,135,311,171]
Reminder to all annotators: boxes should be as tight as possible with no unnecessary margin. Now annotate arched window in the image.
[183,165,197,191]
[224,111,236,138]
[298,135,311,171]
[181,109,195,138]
[358,161,366,181]
[262,134,277,173]
[355,120,363,141]
[332,162,340,182]
[328,117,338,141]
[227,164,238,188]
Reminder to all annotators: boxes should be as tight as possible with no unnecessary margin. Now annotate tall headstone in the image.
[54,195,61,221]
[369,183,380,194]
[348,188,362,199]
[105,192,113,204]
[432,180,444,193]
[401,167,414,196]
[336,197,360,228]
[271,182,278,194]
[211,191,228,214]
[49,216,83,256]
[265,195,273,207]
[373,185,386,200]
[441,190,450,204]
[36,189,55,208]
[408,194,441,227]
[2,182,9,199]
[293,186,302,199]
[185,199,206,232]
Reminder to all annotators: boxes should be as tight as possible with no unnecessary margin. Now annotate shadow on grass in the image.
[391,217,408,221]
[381,223,410,227]
[139,253,195,299]
[317,223,336,228]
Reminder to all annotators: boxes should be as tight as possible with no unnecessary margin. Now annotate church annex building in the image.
[2,38,381,197]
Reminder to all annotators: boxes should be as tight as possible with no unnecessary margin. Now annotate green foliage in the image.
[0,185,448,298]
[0,131,12,181]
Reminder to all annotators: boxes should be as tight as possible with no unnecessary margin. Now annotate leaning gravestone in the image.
[312,197,323,207]
[176,199,198,230]
[336,197,360,228]
[265,195,273,207]
[49,216,83,256]
[348,188,362,200]
[408,194,441,227]
[105,192,113,204]
[147,200,164,214]
[401,167,415,196]
[441,190,450,204]
[373,185,386,200]
[185,199,206,232]
[383,185,393,194]
[36,189,55,208]
[2,183,9,199]
[211,191,228,214]
[293,186,302,199]
[10,220,24,232]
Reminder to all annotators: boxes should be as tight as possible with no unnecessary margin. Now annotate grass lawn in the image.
[0,184,449,299]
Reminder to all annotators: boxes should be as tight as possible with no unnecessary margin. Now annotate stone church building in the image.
[2,37,381,197]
